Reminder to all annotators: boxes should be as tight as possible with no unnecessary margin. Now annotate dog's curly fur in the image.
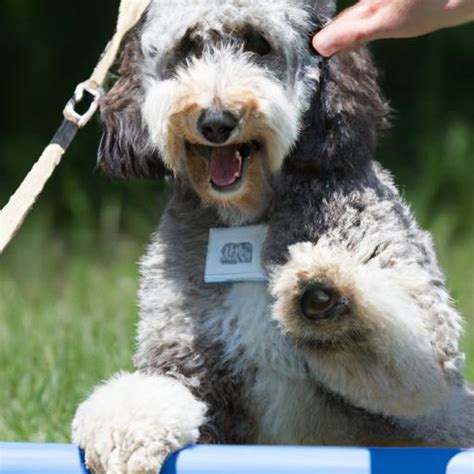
[73,1,474,472]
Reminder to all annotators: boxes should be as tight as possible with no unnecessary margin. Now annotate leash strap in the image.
[0,0,151,254]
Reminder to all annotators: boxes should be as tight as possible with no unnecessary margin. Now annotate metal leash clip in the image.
[63,81,104,128]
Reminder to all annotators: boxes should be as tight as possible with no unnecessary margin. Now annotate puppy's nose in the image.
[198,109,238,144]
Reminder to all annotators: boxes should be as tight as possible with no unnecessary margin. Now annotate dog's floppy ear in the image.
[290,47,390,171]
[98,23,166,180]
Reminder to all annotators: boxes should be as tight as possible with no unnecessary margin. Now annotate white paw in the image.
[72,372,206,474]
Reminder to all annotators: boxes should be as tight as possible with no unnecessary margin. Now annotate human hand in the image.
[313,0,474,57]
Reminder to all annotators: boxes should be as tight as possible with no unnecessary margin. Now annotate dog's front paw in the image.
[271,241,449,417]
[72,372,206,474]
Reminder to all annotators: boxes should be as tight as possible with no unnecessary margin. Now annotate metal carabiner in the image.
[63,81,104,128]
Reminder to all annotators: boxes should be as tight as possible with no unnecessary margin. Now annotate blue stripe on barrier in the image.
[370,448,463,474]
[0,443,472,474]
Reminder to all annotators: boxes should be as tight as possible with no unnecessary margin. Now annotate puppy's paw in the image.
[72,372,206,474]
[270,241,449,417]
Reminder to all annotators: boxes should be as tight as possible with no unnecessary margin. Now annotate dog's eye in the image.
[174,27,204,62]
[181,38,203,58]
[243,31,272,56]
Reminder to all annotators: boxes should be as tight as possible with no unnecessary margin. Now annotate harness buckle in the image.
[63,81,104,128]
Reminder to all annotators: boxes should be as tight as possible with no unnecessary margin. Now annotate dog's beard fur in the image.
[142,46,300,224]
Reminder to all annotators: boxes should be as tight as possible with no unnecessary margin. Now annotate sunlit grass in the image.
[0,218,141,442]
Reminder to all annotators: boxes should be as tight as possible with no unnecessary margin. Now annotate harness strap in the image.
[0,0,151,254]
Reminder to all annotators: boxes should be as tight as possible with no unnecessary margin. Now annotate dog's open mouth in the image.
[187,141,260,193]
[209,143,251,190]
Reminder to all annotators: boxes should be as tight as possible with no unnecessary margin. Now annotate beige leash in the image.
[0,0,151,254]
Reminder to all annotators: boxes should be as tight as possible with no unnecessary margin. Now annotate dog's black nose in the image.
[198,109,238,144]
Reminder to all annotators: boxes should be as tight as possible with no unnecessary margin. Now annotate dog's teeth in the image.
[235,152,242,177]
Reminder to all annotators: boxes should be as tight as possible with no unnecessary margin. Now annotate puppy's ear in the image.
[290,47,390,171]
[98,25,166,180]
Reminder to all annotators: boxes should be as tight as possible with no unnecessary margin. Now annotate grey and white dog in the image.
[72,0,474,472]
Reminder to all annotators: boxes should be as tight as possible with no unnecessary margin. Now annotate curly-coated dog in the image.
[72,0,474,472]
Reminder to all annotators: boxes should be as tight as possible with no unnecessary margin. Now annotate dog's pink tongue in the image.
[210,146,241,187]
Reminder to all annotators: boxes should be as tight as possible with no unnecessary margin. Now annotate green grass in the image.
[0,217,141,442]
[0,207,472,443]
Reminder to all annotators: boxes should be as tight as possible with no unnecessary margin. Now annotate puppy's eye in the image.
[300,283,338,321]
[243,31,272,56]
[182,38,203,58]
[175,27,204,61]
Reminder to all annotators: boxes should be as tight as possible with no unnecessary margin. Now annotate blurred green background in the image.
[0,1,473,442]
